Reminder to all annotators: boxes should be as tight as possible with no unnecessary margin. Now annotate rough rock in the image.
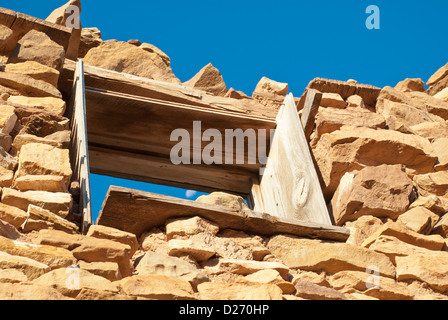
[396,253,448,292]
[0,134,12,152]
[241,269,295,294]
[139,228,169,254]
[198,282,282,300]
[79,27,103,58]
[11,134,64,154]
[21,205,79,234]
[166,216,219,240]
[135,251,209,290]
[410,121,448,141]
[426,62,448,95]
[17,113,68,138]
[0,166,13,188]
[0,236,76,269]
[432,214,448,238]
[8,30,66,71]
[395,78,425,93]
[396,207,440,235]
[15,143,72,187]
[253,77,288,96]
[0,220,23,240]
[267,235,396,278]
[413,171,448,198]
[0,203,28,230]
[409,195,448,216]
[8,95,66,117]
[225,88,250,100]
[183,63,228,97]
[346,95,366,108]
[13,175,68,193]
[33,268,118,299]
[362,221,445,251]
[117,274,195,300]
[78,261,122,282]
[168,238,216,262]
[1,188,73,218]
[139,43,171,66]
[0,72,62,98]
[434,87,448,103]
[313,125,437,198]
[331,165,414,225]
[320,92,346,109]
[196,192,249,212]
[83,40,180,84]
[312,107,386,145]
[0,146,17,170]
[86,225,139,256]
[294,281,348,300]
[0,25,13,47]
[4,61,60,87]
[432,138,448,171]
[345,215,384,246]
[0,105,18,135]
[0,268,28,284]
[0,251,50,280]
[0,282,69,300]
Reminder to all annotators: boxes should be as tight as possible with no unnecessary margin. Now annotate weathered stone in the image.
[117,274,196,300]
[166,216,219,240]
[0,166,13,188]
[13,175,68,193]
[241,269,295,294]
[22,205,79,234]
[427,62,448,87]
[33,268,118,299]
[8,30,66,71]
[432,213,448,238]
[46,0,81,26]
[87,225,139,256]
[414,171,448,198]
[79,27,103,58]
[0,105,17,135]
[291,270,330,288]
[362,221,445,251]
[396,253,448,292]
[139,228,169,254]
[410,195,448,216]
[7,96,66,117]
[196,192,249,212]
[225,88,250,100]
[204,258,290,280]
[139,43,171,66]
[0,146,17,171]
[345,215,384,246]
[11,134,64,154]
[0,236,76,269]
[253,77,288,96]
[1,188,72,218]
[168,238,215,262]
[328,270,413,300]
[183,63,228,97]
[135,251,209,290]
[312,107,386,145]
[395,78,425,93]
[320,92,346,109]
[313,125,437,198]
[214,229,270,261]
[0,203,28,230]
[0,251,50,280]
[0,72,62,99]
[0,268,28,283]
[18,113,68,137]
[0,282,69,300]
[4,61,59,87]
[294,281,347,300]
[397,207,440,235]
[268,235,395,278]
[411,121,448,141]
[331,165,414,225]
[36,229,132,278]
[0,25,13,46]
[346,95,366,108]
[84,40,180,84]
[198,281,282,300]
[0,220,23,241]
[434,87,448,103]
[432,138,448,171]
[0,133,12,152]
[15,143,72,187]
[407,91,448,121]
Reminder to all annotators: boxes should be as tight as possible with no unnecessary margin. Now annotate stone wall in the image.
[0,1,447,300]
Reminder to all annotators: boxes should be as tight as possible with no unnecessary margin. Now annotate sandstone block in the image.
[331,165,414,225]
[168,238,216,262]
[413,171,448,198]
[13,175,68,193]
[1,188,73,218]
[0,268,28,284]
[8,30,66,71]
[253,76,288,96]
[432,138,448,171]
[0,25,13,47]
[241,269,295,294]
[79,27,103,58]
[397,207,440,235]
[0,251,50,280]
[0,105,17,135]
[117,275,196,300]
[4,61,60,87]
[183,63,228,97]
[196,192,249,212]
[21,205,79,234]
[0,166,13,188]
[0,146,17,171]
[345,215,384,246]
[0,203,28,230]
[320,92,346,109]
[0,72,62,99]
[7,96,66,117]
[86,224,139,256]
[434,87,448,103]
[15,143,72,187]
[427,62,448,87]
[294,281,348,300]
[409,195,448,216]
[78,261,122,282]
[394,78,425,93]
[0,282,69,300]
[198,282,282,300]
[166,216,219,240]
[268,235,396,278]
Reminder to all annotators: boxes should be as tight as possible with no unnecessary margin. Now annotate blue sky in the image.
[3,0,448,222]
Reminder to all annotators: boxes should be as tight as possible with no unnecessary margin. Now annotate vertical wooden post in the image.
[300,89,322,141]
[70,59,93,234]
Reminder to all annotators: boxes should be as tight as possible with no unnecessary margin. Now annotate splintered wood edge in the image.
[97,186,350,242]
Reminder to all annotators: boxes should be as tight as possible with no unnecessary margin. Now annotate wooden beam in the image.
[97,186,350,242]
[257,94,333,225]
[300,89,323,140]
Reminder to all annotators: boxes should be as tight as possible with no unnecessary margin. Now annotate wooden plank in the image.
[97,186,350,242]
[300,89,322,140]
[256,94,332,225]
[69,59,92,233]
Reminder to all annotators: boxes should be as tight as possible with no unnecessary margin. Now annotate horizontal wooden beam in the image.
[97,186,351,242]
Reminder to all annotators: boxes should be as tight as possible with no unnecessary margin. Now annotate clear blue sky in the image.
[3,0,448,222]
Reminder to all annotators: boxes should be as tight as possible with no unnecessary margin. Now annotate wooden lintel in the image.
[97,186,350,242]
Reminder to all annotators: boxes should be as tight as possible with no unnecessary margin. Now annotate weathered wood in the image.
[69,59,92,233]
[300,89,323,140]
[256,94,332,225]
[97,186,350,242]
